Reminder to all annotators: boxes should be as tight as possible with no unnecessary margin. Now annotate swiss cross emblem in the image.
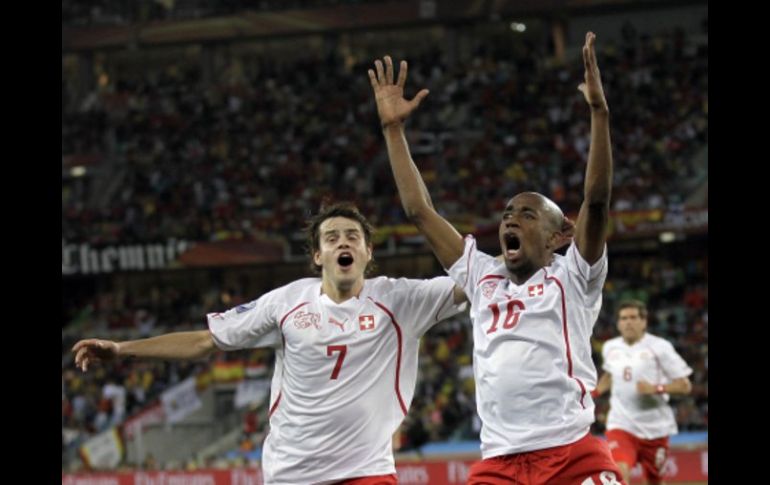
[359,314,375,331]
[528,284,544,297]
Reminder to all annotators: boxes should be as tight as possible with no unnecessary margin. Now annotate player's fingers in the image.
[384,55,394,84]
[409,89,430,109]
[397,60,407,88]
[72,339,95,353]
[368,69,379,90]
[375,59,385,84]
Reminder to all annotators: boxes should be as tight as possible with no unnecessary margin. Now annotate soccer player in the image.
[593,300,693,485]
[73,202,466,485]
[369,32,625,484]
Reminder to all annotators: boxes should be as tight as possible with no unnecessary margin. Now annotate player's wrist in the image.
[381,120,404,131]
[655,384,666,394]
[590,103,609,116]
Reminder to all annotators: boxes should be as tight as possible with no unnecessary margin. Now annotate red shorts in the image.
[336,474,398,485]
[606,429,669,484]
[468,432,626,485]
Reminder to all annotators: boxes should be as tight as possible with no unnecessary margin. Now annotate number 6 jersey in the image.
[601,333,693,439]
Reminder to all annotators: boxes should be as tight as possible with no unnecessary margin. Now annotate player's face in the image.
[498,193,556,278]
[617,308,647,344]
[314,217,372,286]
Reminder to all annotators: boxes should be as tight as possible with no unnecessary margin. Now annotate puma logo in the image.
[329,317,346,332]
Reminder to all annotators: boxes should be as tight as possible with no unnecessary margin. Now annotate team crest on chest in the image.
[359,314,375,331]
[293,311,321,330]
[481,280,500,299]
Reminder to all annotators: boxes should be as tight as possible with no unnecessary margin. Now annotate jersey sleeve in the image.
[565,241,608,308]
[389,276,467,338]
[658,340,693,380]
[206,287,285,350]
[446,235,499,302]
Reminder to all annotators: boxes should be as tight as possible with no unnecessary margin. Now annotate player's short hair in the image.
[617,299,648,319]
[507,192,564,233]
[305,201,376,275]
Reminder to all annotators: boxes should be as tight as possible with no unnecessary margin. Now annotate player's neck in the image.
[321,278,364,304]
[508,266,538,285]
[623,333,644,345]
[506,255,549,285]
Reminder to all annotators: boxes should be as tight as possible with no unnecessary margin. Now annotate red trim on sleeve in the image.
[478,274,505,285]
[269,301,310,418]
[280,302,310,329]
[268,392,282,417]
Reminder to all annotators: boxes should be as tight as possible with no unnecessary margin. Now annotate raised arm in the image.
[574,32,613,264]
[368,56,464,269]
[72,330,217,372]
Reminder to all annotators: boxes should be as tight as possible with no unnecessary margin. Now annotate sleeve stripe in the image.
[463,236,476,289]
[279,301,310,329]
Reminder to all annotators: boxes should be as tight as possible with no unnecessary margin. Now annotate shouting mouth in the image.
[338,252,354,268]
[503,233,521,259]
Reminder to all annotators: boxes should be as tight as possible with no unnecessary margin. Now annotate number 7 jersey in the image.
[207,276,463,485]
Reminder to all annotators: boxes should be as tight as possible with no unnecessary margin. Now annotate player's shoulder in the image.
[545,243,573,273]
[366,275,453,300]
[644,333,676,350]
[602,336,623,351]
[364,275,393,290]
[550,241,607,273]
[365,275,425,293]
[459,235,498,263]
[270,277,322,300]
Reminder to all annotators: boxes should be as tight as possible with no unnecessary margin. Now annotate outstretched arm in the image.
[637,377,692,396]
[369,56,464,270]
[574,32,613,264]
[72,330,217,372]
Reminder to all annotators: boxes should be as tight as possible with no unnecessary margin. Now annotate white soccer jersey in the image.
[448,237,607,458]
[207,276,462,485]
[602,333,693,440]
